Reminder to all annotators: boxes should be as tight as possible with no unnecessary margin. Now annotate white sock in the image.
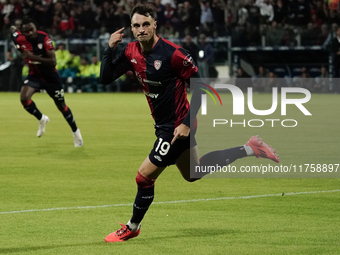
[126,220,140,231]
[243,145,254,156]
[39,114,45,121]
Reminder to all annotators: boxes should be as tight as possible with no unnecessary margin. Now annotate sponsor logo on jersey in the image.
[144,91,159,99]
[28,60,41,65]
[144,79,162,86]
[154,60,162,70]
[131,58,137,64]
[38,43,43,49]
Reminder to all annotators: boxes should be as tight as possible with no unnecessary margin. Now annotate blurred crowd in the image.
[2,0,340,92]
[1,0,340,47]
[235,65,331,93]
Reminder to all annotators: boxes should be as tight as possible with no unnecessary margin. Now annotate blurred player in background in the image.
[10,16,83,147]
[100,5,279,242]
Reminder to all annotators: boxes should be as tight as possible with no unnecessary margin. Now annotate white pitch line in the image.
[1,189,339,215]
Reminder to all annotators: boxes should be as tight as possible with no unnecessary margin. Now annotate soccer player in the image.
[100,5,279,242]
[10,17,83,147]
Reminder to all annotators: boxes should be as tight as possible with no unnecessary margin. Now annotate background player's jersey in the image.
[12,30,60,84]
[101,37,198,130]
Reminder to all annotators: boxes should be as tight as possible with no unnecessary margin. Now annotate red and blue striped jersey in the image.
[100,36,198,130]
[11,30,60,84]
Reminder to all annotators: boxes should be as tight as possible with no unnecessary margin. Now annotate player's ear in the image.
[154,20,157,29]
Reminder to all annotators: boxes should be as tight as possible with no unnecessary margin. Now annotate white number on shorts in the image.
[54,89,64,98]
[155,138,170,156]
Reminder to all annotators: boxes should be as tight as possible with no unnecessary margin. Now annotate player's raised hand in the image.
[10,25,18,34]
[109,27,125,49]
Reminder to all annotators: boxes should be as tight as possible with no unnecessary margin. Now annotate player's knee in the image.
[20,96,30,105]
[56,103,68,112]
[136,171,155,189]
[20,98,31,106]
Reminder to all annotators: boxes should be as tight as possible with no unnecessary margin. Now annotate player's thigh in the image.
[20,77,41,101]
[176,145,199,181]
[44,82,66,106]
[20,86,36,102]
[138,156,166,180]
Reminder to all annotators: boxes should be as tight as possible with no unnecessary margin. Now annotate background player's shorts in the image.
[23,75,65,102]
[149,127,197,167]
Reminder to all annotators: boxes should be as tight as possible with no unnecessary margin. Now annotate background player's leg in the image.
[20,86,42,120]
[21,84,50,137]
[54,100,83,147]
[54,101,78,132]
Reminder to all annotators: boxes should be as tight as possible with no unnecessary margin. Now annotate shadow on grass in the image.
[0,228,235,252]
[115,227,236,244]
[0,241,105,254]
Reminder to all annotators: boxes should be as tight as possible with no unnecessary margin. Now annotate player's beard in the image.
[137,35,148,42]
[137,33,154,45]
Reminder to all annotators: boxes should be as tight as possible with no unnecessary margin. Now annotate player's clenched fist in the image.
[109,27,125,49]
[10,25,18,34]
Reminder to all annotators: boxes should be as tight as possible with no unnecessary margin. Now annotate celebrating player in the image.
[10,16,83,147]
[100,5,279,242]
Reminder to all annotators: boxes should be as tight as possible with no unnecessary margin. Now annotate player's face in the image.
[131,13,156,43]
[22,22,37,42]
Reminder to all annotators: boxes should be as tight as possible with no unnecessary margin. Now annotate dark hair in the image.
[21,16,36,26]
[130,5,155,20]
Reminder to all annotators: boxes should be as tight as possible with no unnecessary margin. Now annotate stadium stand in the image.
[0,0,338,92]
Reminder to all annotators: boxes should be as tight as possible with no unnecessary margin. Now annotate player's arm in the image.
[10,26,22,51]
[100,28,132,84]
[171,48,203,129]
[171,71,205,144]
[182,71,204,127]
[170,48,204,144]
[21,49,56,67]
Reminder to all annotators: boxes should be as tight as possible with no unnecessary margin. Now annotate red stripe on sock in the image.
[136,172,155,188]
[22,99,32,107]
[62,105,69,113]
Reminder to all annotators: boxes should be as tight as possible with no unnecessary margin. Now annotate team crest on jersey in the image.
[154,60,162,70]
[38,43,43,49]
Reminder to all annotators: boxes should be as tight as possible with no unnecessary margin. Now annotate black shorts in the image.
[148,127,197,167]
[23,75,65,102]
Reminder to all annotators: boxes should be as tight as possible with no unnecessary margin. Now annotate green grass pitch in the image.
[0,92,339,255]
